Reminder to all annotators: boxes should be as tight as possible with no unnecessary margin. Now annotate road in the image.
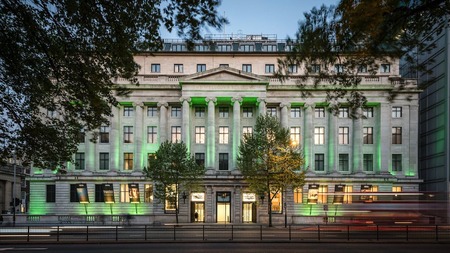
[0,243,449,253]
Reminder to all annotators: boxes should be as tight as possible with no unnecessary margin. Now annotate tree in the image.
[0,0,227,169]
[237,115,305,227]
[144,141,205,224]
[276,0,449,116]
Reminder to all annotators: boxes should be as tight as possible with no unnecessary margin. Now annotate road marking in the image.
[0,248,47,251]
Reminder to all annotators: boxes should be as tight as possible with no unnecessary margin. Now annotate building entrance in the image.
[216,192,231,223]
[191,202,205,222]
[242,202,256,223]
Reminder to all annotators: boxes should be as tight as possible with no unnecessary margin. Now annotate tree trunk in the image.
[268,199,272,227]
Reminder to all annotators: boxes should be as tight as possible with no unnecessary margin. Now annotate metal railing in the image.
[1,224,449,243]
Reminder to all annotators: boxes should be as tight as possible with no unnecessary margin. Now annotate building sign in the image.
[360,185,373,202]
[76,183,89,203]
[242,193,256,202]
[191,192,205,202]
[307,184,319,204]
[103,183,115,203]
[129,183,140,203]
[333,184,345,204]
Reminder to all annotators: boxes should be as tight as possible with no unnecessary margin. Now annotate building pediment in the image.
[180,66,268,84]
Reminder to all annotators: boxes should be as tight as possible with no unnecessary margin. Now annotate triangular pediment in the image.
[180,66,268,83]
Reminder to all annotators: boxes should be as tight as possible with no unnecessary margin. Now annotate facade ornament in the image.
[157,102,168,108]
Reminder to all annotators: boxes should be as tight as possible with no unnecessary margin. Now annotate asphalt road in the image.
[1,243,449,253]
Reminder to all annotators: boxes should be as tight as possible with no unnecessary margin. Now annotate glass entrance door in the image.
[191,202,205,222]
[242,203,256,223]
[217,203,230,223]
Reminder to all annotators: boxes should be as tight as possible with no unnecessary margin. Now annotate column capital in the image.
[231,97,243,104]
[205,97,217,104]
[157,102,168,108]
[180,97,191,103]
[304,103,315,109]
[280,102,290,108]
[257,98,266,104]
[133,102,145,108]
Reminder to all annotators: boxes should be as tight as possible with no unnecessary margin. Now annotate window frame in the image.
[151,64,161,73]
[171,126,182,143]
[219,126,229,144]
[147,126,157,144]
[219,153,229,170]
[123,152,134,170]
[338,127,350,145]
[314,127,325,145]
[123,126,134,143]
[195,126,205,144]
[99,152,109,170]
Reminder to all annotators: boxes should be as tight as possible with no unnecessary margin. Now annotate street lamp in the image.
[12,150,16,227]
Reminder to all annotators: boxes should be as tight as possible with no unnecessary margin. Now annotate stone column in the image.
[85,132,96,171]
[257,98,266,116]
[327,106,336,173]
[134,102,144,171]
[303,103,314,171]
[206,97,216,169]
[231,97,242,171]
[280,102,289,128]
[352,108,362,173]
[181,97,191,153]
[379,103,391,174]
[109,105,120,171]
[158,102,168,143]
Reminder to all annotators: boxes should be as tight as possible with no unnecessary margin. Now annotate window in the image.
[318,185,328,204]
[315,107,325,118]
[267,107,277,117]
[195,153,205,166]
[242,64,252,73]
[174,64,183,73]
[172,44,186,51]
[47,110,56,117]
[195,126,205,144]
[120,184,130,202]
[195,107,205,118]
[243,107,253,118]
[219,107,229,118]
[265,64,275,73]
[151,64,160,73]
[291,107,301,118]
[165,184,177,211]
[195,45,209,51]
[171,126,181,143]
[311,64,321,73]
[363,127,373,144]
[147,153,155,168]
[123,126,133,143]
[99,153,109,170]
[314,127,325,145]
[124,153,133,170]
[338,127,349,145]
[219,126,229,144]
[392,127,402,144]
[46,185,56,203]
[144,184,153,203]
[338,107,349,118]
[270,191,282,213]
[171,106,181,117]
[75,152,85,170]
[216,44,232,51]
[243,126,253,138]
[288,64,298,74]
[392,106,402,118]
[78,129,85,143]
[393,186,402,200]
[363,154,373,171]
[147,126,157,143]
[219,153,229,170]
[240,44,254,51]
[344,185,353,204]
[262,44,277,51]
[294,188,302,204]
[315,153,325,171]
[95,184,105,202]
[335,64,344,73]
[123,106,134,117]
[197,64,206,72]
[70,184,79,202]
[100,125,109,143]
[380,64,391,73]
[147,106,157,117]
[219,64,229,67]
[392,154,402,171]
[363,107,374,118]
[290,127,301,147]
[358,65,368,73]
[339,154,349,171]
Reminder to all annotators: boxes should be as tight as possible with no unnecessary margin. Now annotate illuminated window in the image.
[392,127,402,144]
[392,106,402,118]
[219,153,229,170]
[290,127,301,146]
[147,106,157,117]
[46,185,56,203]
[243,107,253,118]
[120,184,130,202]
[171,126,181,143]
[267,107,277,117]
[100,125,109,143]
[363,154,373,171]
[243,126,253,138]
[144,184,153,203]
[270,191,282,213]
[147,126,157,143]
[344,185,353,204]
[363,107,374,118]
[123,126,133,143]
[392,154,402,171]
[265,64,275,73]
[195,153,205,166]
[338,127,349,144]
[195,107,205,118]
[151,64,160,73]
[195,126,205,144]
[338,107,349,118]
[314,127,325,145]
[315,153,325,171]
[99,153,109,170]
[318,185,328,204]
[165,184,177,212]
[392,186,402,192]
[124,153,133,170]
[219,107,229,118]
[294,188,302,204]
[123,106,134,117]
[174,64,183,73]
[339,154,349,171]
[315,107,325,118]
[197,64,206,72]
[75,152,85,170]
[363,127,373,144]
[290,107,301,118]
[242,64,252,73]
[171,106,181,117]
[219,126,229,144]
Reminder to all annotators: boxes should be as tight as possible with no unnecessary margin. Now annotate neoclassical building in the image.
[26,34,425,225]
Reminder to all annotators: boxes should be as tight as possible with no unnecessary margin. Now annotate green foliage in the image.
[0,0,227,169]
[237,115,305,226]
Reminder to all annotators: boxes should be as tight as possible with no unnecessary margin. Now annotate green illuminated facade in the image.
[28,34,424,225]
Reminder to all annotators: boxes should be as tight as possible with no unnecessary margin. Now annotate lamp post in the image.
[12,151,16,227]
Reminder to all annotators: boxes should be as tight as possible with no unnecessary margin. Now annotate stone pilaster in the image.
[231,97,242,170]
[158,102,168,143]
[206,97,217,169]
